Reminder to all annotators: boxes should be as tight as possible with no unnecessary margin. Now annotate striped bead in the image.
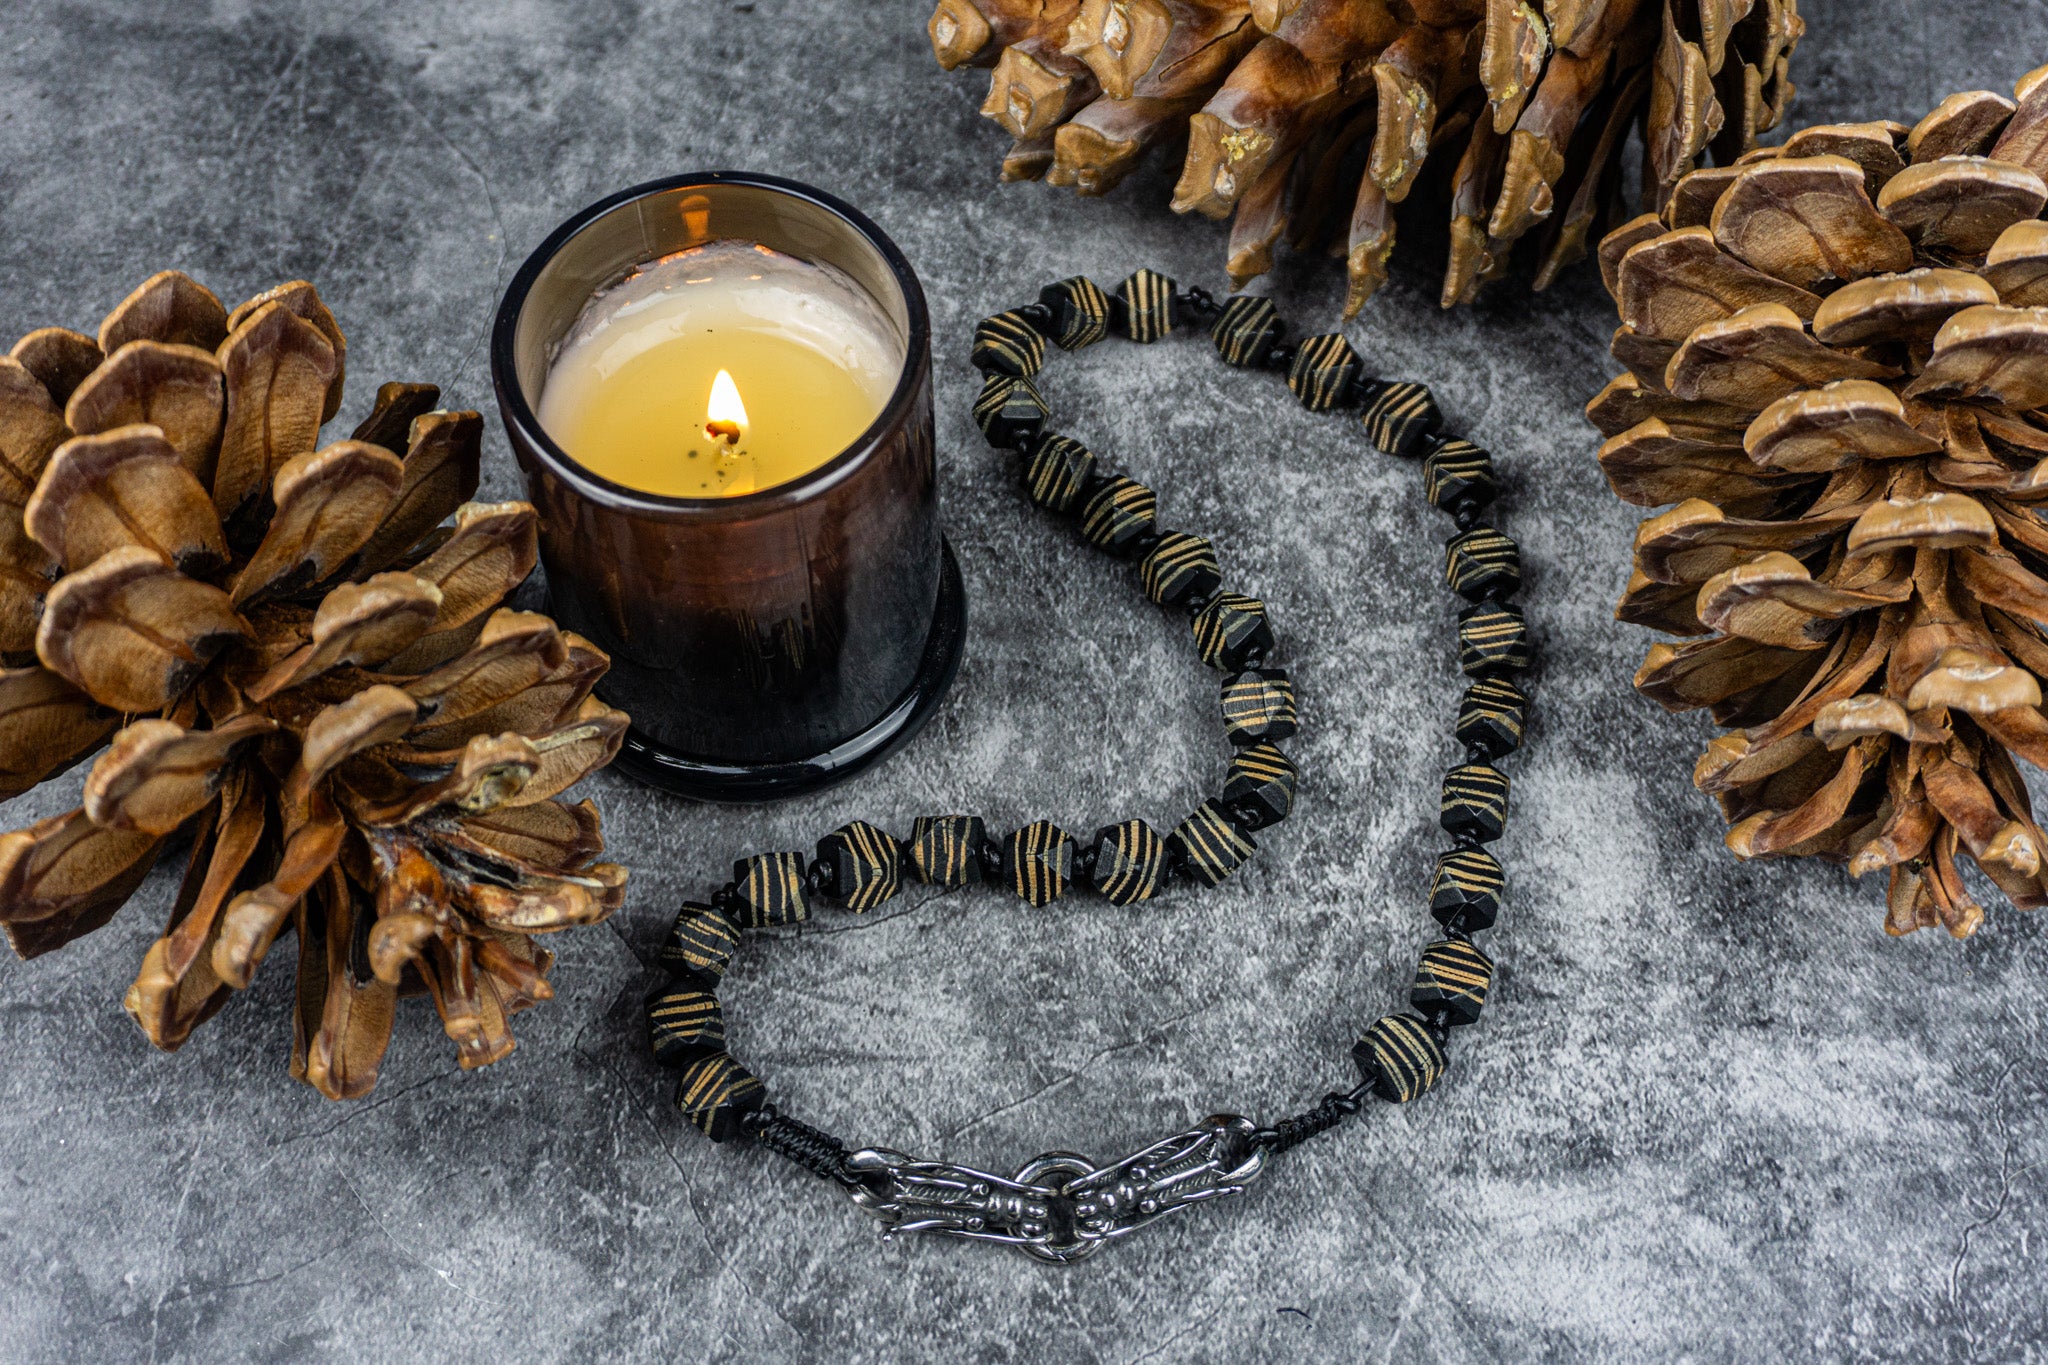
[658,902,740,984]
[1170,799,1256,887]
[1423,438,1496,510]
[1360,380,1441,456]
[1221,740,1296,830]
[1005,820,1075,906]
[1411,938,1494,1026]
[1430,846,1505,932]
[1211,295,1280,366]
[1039,276,1111,350]
[1458,602,1531,676]
[1445,527,1521,600]
[971,311,1048,377]
[731,852,808,928]
[974,373,1047,448]
[1115,269,1176,342]
[814,821,902,911]
[673,1052,766,1142]
[1191,593,1273,670]
[1087,819,1165,905]
[1139,532,1221,607]
[1079,476,1157,554]
[648,985,725,1069]
[1440,762,1509,843]
[1221,668,1297,745]
[908,815,987,887]
[1352,1014,1446,1104]
[1287,333,1361,411]
[1024,434,1096,513]
[1456,677,1527,759]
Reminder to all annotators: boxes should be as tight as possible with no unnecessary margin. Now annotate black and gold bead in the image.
[1456,677,1527,759]
[1440,762,1510,843]
[1423,438,1496,511]
[1360,380,1441,456]
[1445,527,1521,601]
[973,373,1048,449]
[1139,532,1221,607]
[1287,333,1362,412]
[1352,1014,1446,1104]
[673,1052,766,1142]
[1221,668,1297,745]
[731,852,809,928]
[1024,434,1096,513]
[1211,295,1281,367]
[1192,592,1273,670]
[1170,799,1256,887]
[1087,819,1165,905]
[1222,741,1296,830]
[1079,476,1157,554]
[1115,268,1177,342]
[1411,938,1494,1026]
[1005,820,1075,906]
[971,311,1048,377]
[648,985,726,1069]
[1458,602,1532,676]
[1430,846,1505,932]
[1039,276,1111,350]
[814,821,902,912]
[658,902,740,985]
[908,815,987,887]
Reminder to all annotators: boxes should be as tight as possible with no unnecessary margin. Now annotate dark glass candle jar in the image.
[491,172,964,801]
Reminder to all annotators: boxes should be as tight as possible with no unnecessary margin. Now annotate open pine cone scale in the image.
[0,271,627,1097]
[1593,66,2048,938]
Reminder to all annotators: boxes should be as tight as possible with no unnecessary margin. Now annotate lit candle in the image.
[536,241,900,497]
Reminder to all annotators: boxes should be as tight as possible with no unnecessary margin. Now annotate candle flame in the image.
[706,368,748,444]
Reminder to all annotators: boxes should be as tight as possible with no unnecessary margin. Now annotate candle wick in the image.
[705,420,743,446]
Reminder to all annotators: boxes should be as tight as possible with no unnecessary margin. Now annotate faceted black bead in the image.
[648,984,726,1069]
[1411,938,1494,1026]
[1115,268,1177,342]
[1458,602,1532,676]
[1087,819,1166,905]
[658,902,741,986]
[1039,276,1112,350]
[1352,1014,1446,1104]
[1139,532,1221,607]
[1287,333,1362,411]
[814,821,903,912]
[1445,527,1521,601]
[1191,592,1273,670]
[971,311,1048,377]
[1222,741,1296,830]
[674,1052,766,1142]
[1456,677,1527,759]
[1440,762,1510,843]
[1005,820,1075,906]
[1360,380,1441,456]
[1221,668,1298,745]
[1079,476,1157,554]
[1024,433,1096,513]
[1423,438,1497,511]
[1170,798,1256,887]
[1430,846,1504,932]
[1211,295,1282,367]
[908,815,987,887]
[731,852,809,928]
[973,373,1047,449]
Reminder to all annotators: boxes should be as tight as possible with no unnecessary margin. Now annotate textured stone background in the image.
[3,3,2046,1361]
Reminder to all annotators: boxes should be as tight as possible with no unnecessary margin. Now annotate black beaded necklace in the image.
[642,270,1531,1264]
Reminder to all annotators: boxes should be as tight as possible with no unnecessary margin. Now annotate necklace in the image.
[643,270,1530,1263]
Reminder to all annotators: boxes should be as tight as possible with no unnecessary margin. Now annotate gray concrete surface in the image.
[2,3,2045,1361]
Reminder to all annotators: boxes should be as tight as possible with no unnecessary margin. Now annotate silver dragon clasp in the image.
[841,1114,1268,1263]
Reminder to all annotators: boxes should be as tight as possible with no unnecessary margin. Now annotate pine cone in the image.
[928,0,1803,312]
[1592,67,2048,939]
[0,272,628,1094]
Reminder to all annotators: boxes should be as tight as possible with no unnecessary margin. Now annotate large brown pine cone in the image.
[929,0,1802,312]
[0,272,628,1095]
[1591,68,2048,938]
